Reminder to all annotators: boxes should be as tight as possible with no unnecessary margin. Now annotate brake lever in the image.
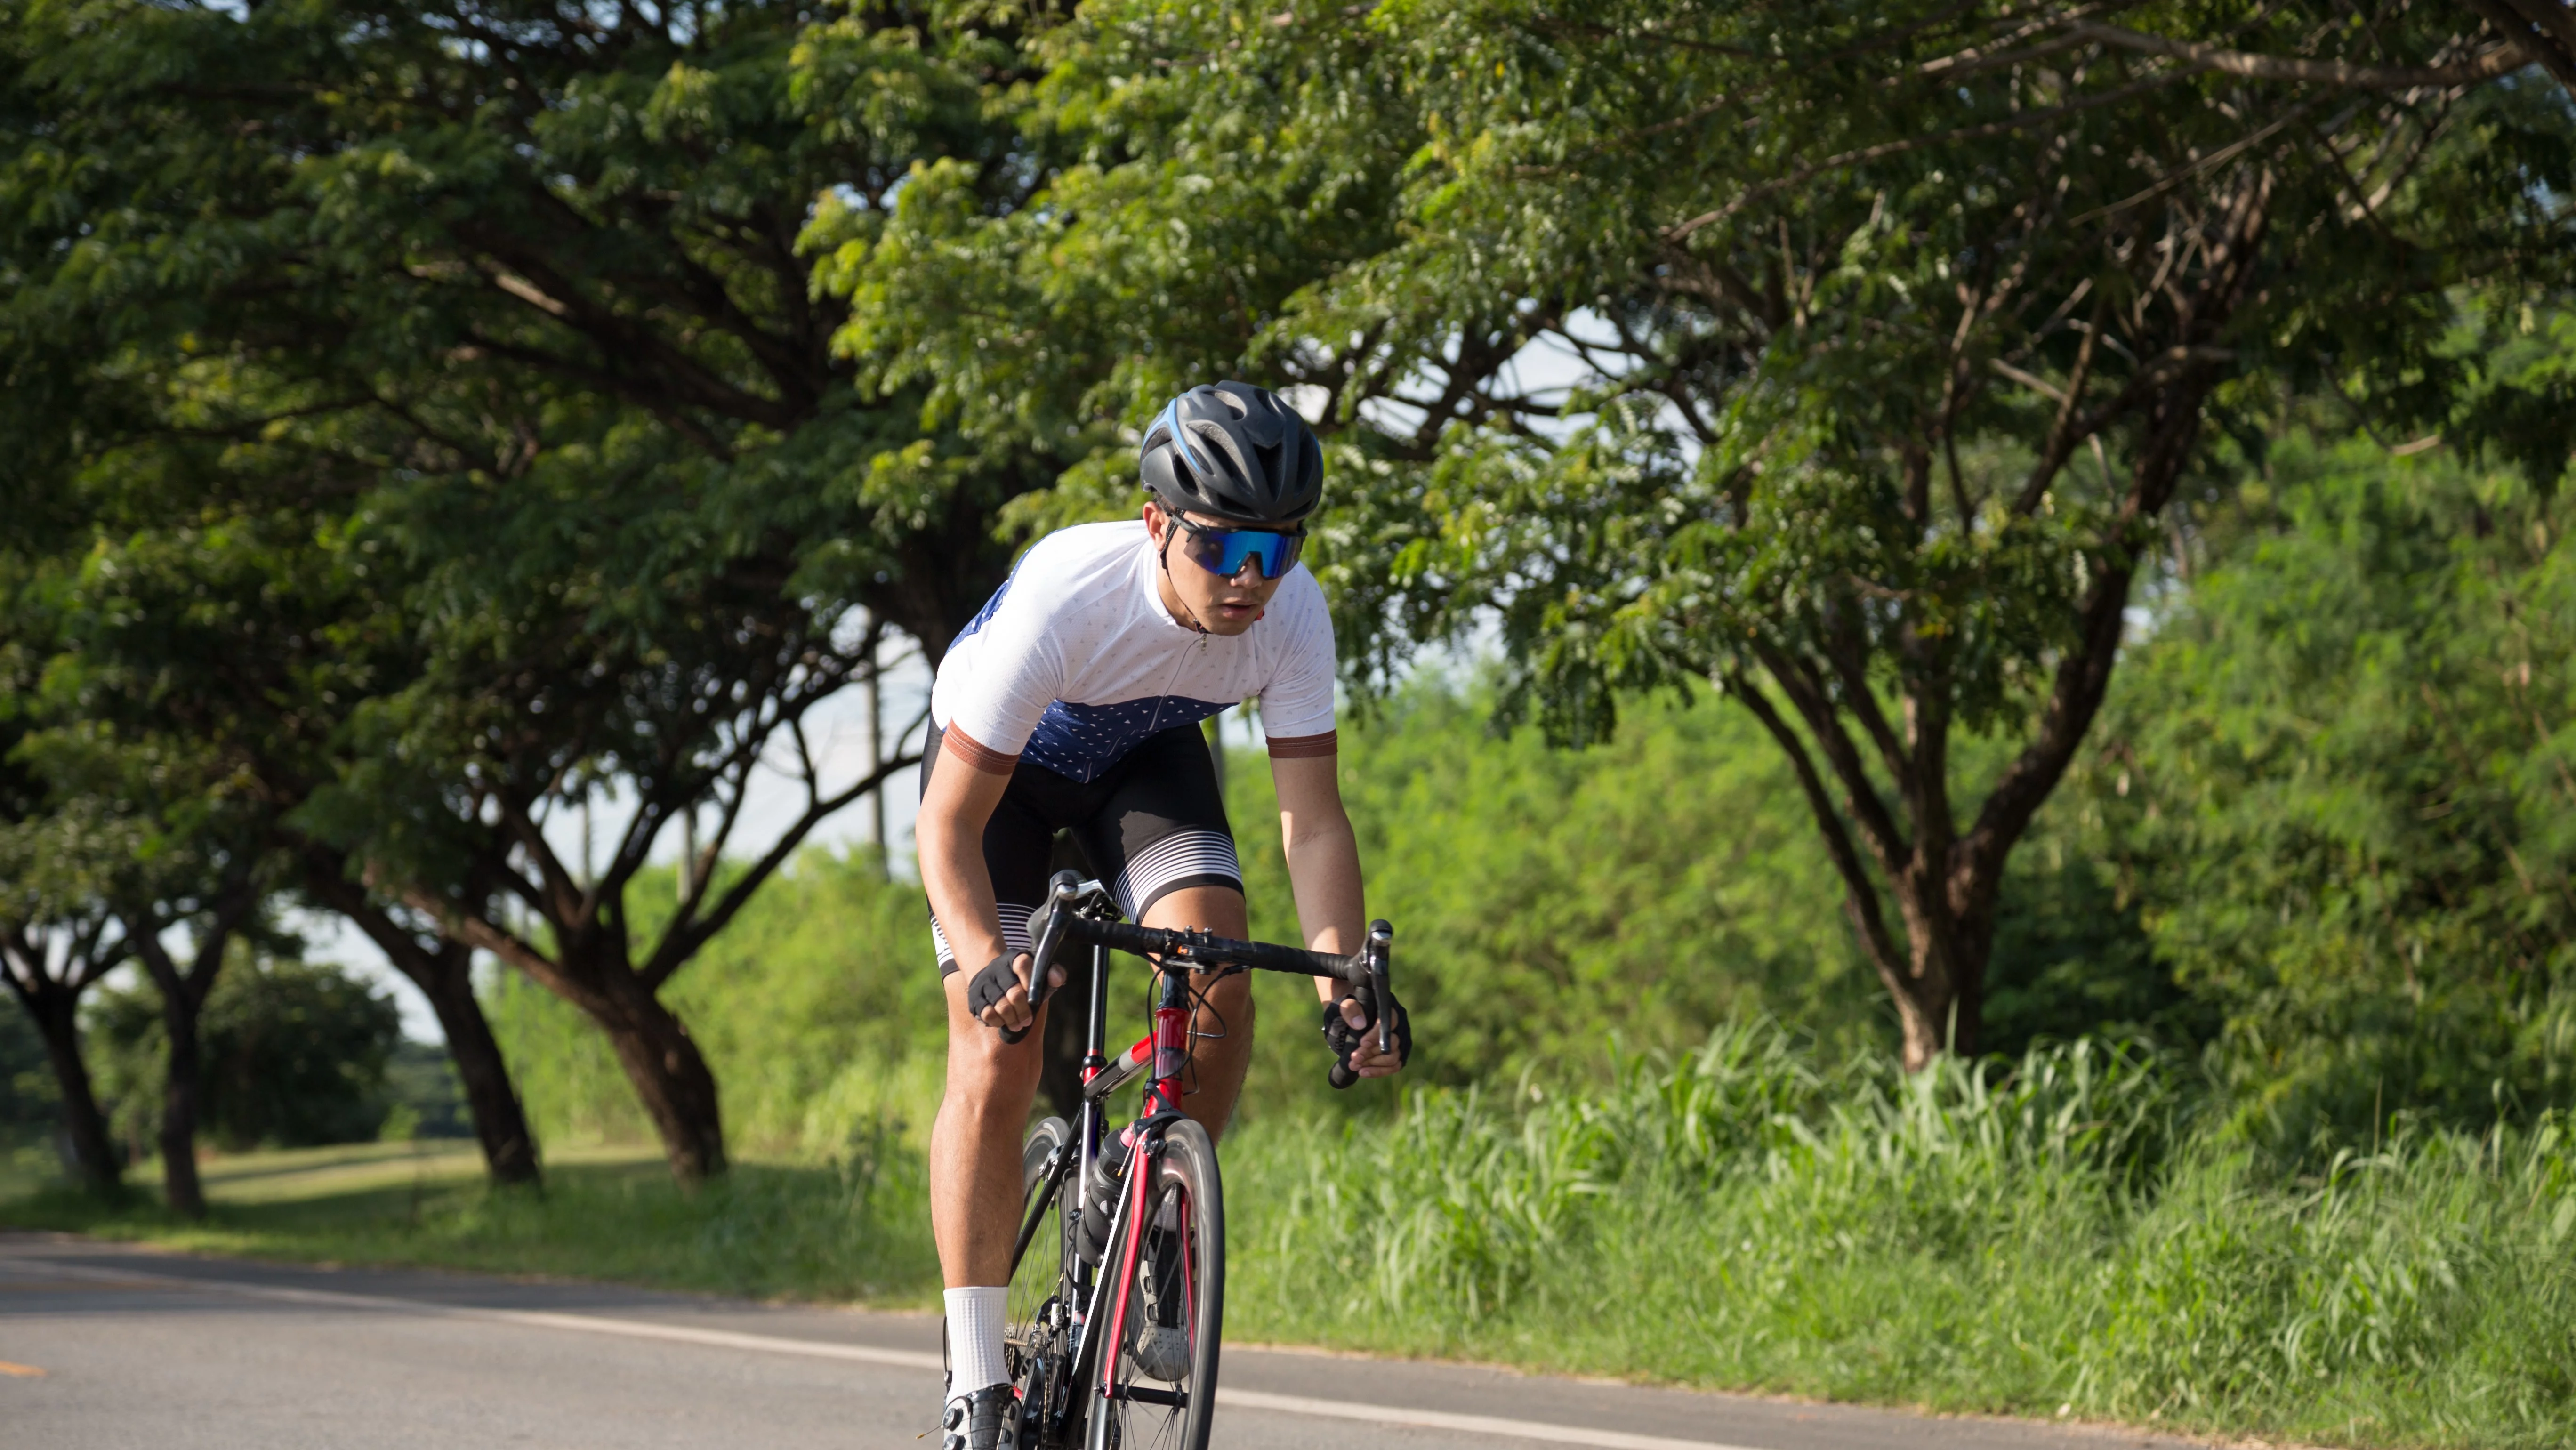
[1327,919,1396,1090]
[1000,870,1084,1046]
[1368,919,1395,1058]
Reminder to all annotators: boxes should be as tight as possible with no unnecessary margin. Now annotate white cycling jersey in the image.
[930,520,1338,782]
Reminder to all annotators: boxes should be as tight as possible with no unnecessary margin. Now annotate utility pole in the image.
[866,626,887,880]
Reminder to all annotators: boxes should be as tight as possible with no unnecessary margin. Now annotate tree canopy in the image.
[858,0,2576,1063]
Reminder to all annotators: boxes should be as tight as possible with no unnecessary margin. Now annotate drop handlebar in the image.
[997,870,1398,1089]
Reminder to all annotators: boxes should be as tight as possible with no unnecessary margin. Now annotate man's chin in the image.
[1199,608,1263,636]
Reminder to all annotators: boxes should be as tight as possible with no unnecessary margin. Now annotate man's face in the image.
[1143,500,1296,636]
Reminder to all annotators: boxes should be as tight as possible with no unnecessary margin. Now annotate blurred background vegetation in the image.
[7,1,2576,1444]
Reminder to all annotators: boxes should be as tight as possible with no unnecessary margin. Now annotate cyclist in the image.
[917,381,1409,1450]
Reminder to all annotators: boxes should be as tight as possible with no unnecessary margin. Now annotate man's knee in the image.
[942,1015,1044,1129]
[1139,883,1249,937]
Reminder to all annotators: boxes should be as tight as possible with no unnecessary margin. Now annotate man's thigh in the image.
[922,727,1082,975]
[1074,724,1243,922]
[1137,884,1255,1018]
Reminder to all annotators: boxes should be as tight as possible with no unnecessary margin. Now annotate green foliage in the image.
[1223,1027,2576,1448]
[89,953,402,1153]
[1227,681,1882,1096]
[486,848,950,1156]
[2081,436,2576,1149]
[0,0,1097,1179]
[909,0,2576,1058]
[0,1002,53,1145]
[382,1042,474,1143]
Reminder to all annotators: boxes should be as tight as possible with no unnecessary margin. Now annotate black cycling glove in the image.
[1320,984,1411,1074]
[966,953,1028,1020]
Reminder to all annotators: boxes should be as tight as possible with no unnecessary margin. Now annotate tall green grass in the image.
[1222,1023,2576,1449]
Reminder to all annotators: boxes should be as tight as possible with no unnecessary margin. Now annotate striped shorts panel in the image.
[923,721,1242,974]
[1110,828,1243,923]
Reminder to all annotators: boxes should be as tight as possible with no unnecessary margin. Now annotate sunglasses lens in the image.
[1183,524,1302,579]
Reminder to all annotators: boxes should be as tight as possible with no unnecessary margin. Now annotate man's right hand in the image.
[1322,991,1410,1079]
[966,951,1065,1036]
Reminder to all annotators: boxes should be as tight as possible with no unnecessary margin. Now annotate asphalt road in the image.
[0,1233,2197,1450]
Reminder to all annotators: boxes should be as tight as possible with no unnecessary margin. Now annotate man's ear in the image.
[1142,498,1166,544]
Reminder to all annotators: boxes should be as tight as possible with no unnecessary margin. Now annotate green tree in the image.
[916,0,2576,1066]
[0,626,132,1195]
[90,951,402,1155]
[0,796,135,1198]
[16,477,548,1184]
[2090,430,2576,1144]
[1,0,1078,1182]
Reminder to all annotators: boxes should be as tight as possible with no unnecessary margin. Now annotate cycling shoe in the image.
[940,1382,1020,1450]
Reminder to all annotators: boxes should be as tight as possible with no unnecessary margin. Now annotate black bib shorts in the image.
[923,723,1241,974]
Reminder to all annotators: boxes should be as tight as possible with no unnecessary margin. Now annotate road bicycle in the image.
[991,869,1400,1450]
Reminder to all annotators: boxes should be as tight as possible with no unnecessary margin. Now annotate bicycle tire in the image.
[1086,1117,1223,1450]
[1006,1117,1074,1443]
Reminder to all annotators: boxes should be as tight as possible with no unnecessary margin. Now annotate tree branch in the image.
[2070,23,2535,90]
[640,747,923,990]
[1665,65,2212,244]
[1752,642,1912,872]
[2458,0,2576,96]
[1727,676,1908,985]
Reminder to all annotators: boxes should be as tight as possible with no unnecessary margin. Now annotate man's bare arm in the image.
[917,737,1053,1031]
[1273,750,1402,1077]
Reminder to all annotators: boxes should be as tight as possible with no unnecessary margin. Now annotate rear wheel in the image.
[1006,1117,1073,1444]
[1087,1118,1223,1450]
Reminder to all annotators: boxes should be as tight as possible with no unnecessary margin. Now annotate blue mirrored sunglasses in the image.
[1171,516,1306,580]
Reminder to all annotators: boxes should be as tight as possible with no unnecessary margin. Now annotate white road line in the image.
[4,1255,1762,1450]
[1215,1389,1766,1450]
[3,1258,943,1372]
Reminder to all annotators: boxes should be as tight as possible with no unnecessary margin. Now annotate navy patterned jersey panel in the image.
[1023,697,1233,782]
[952,566,1019,646]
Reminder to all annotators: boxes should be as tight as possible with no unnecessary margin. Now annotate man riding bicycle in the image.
[917,381,1411,1450]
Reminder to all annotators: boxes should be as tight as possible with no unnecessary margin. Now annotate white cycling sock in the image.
[945,1285,1011,1396]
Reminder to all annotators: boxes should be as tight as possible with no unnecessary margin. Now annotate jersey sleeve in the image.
[1259,572,1339,758]
[938,577,1067,769]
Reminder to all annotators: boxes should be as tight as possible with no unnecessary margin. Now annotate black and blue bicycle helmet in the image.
[1139,382,1324,526]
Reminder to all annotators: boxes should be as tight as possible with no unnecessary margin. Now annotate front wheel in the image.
[1087,1117,1223,1450]
[1006,1117,1073,1442]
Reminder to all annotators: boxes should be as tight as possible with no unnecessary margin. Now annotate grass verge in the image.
[0,1134,938,1306]
[1221,1028,2576,1450]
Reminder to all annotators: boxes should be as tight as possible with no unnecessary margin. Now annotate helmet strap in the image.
[1153,511,1213,639]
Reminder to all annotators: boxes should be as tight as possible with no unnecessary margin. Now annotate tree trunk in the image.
[1867,858,2006,1071]
[27,992,121,1196]
[304,858,544,1186]
[416,958,542,1186]
[593,973,726,1183]
[156,985,208,1219]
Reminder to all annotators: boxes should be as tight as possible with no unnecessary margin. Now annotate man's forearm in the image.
[922,820,1011,968]
[1282,820,1365,1001]
[917,749,1018,970]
